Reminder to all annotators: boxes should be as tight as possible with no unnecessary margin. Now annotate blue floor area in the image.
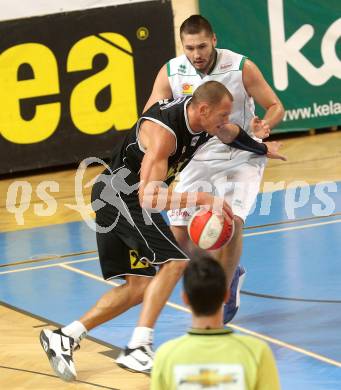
[1,182,341,389]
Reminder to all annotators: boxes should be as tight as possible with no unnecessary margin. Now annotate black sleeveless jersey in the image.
[110,97,210,184]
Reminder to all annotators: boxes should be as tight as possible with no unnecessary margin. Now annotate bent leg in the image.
[80,275,152,330]
[215,216,243,287]
[138,259,188,328]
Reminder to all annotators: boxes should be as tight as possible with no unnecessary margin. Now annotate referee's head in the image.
[183,255,228,316]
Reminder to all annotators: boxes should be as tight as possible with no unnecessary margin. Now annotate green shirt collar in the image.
[188,327,233,336]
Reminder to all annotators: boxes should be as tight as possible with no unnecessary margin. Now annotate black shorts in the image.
[91,166,188,280]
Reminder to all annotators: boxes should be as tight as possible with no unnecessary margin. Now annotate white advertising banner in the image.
[0,0,151,21]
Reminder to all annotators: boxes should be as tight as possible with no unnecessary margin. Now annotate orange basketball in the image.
[188,209,234,250]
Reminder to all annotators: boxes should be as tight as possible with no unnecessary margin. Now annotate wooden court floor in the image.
[1,130,341,389]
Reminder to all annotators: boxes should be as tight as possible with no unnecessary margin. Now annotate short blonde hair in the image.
[191,81,233,107]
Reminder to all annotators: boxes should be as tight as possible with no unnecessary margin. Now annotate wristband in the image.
[228,127,268,155]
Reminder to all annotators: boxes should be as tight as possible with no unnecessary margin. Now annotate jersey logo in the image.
[160,97,187,110]
[191,136,200,146]
[219,62,232,70]
[178,64,187,74]
[158,99,170,106]
[129,250,149,269]
[182,83,193,95]
[179,369,237,386]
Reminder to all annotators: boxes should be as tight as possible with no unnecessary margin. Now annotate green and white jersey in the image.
[167,48,255,133]
[151,328,281,390]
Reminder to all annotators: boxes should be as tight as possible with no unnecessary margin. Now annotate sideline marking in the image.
[1,256,340,367]
[244,218,341,237]
[61,263,341,368]
[3,218,340,274]
[0,250,97,268]
[244,211,341,231]
[0,257,98,275]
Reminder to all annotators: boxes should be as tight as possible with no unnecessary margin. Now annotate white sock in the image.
[62,321,88,343]
[128,327,154,349]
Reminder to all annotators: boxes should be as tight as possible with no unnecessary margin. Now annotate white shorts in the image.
[167,137,267,225]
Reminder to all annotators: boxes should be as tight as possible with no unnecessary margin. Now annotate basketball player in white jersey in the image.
[143,15,285,324]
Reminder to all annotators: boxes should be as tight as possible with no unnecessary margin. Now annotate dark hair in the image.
[183,255,227,316]
[180,15,214,38]
[191,80,233,106]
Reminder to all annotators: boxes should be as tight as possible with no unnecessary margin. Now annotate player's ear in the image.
[224,289,230,304]
[182,290,190,306]
[212,33,217,47]
[198,102,209,117]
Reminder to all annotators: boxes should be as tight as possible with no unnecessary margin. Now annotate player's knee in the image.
[233,216,244,236]
[126,276,151,303]
[164,259,188,279]
[170,225,189,250]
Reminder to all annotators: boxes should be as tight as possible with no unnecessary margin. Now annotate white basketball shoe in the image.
[40,328,78,381]
[116,344,154,374]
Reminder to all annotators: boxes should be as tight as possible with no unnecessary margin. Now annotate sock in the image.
[62,321,88,343]
[128,327,154,349]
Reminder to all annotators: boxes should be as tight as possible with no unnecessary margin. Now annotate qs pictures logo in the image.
[0,33,138,144]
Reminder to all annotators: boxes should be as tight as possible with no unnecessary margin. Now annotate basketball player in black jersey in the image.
[39,81,285,380]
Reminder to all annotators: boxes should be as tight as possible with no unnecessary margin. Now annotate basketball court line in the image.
[0,365,119,390]
[0,300,122,354]
[1,218,341,368]
[1,257,340,368]
[243,218,341,237]
[1,216,341,275]
[59,263,341,369]
[0,250,96,269]
[265,153,341,168]
[241,290,341,304]
[0,213,341,274]
[0,301,121,389]
[0,257,98,275]
[243,211,341,230]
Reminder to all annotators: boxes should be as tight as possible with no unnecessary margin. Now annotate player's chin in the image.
[193,61,206,70]
[206,128,216,136]
[209,125,223,135]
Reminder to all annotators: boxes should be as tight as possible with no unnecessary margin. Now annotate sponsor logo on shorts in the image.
[169,209,191,218]
[129,249,149,269]
[233,199,243,206]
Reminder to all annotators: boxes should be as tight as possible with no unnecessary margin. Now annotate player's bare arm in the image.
[138,121,233,221]
[242,59,285,133]
[143,64,173,112]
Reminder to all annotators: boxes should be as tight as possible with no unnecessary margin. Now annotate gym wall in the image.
[199,0,341,133]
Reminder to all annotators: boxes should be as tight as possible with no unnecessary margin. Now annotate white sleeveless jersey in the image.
[167,48,255,134]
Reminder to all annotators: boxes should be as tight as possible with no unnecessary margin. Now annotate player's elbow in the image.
[279,102,285,121]
[277,101,285,121]
[275,100,285,122]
